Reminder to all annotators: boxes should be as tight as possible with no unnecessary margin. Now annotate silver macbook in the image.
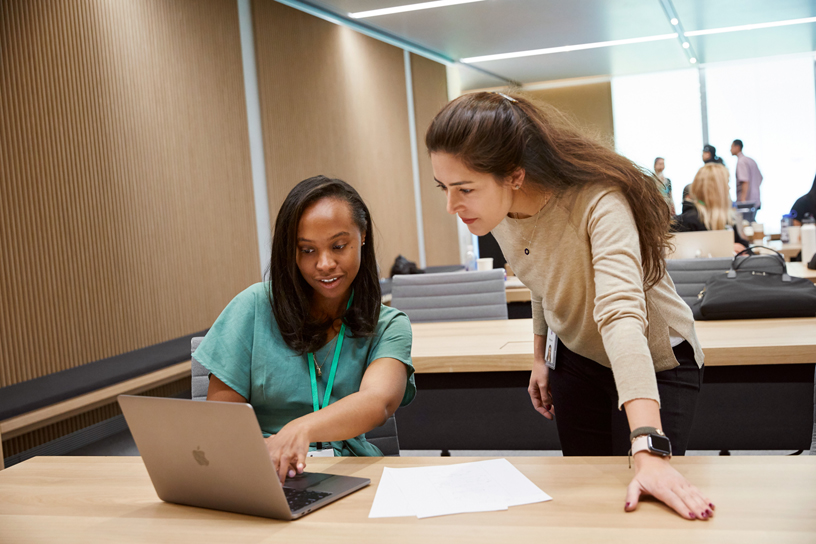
[118,395,370,520]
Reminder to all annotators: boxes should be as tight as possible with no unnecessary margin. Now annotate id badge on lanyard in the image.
[305,294,353,457]
[545,328,558,370]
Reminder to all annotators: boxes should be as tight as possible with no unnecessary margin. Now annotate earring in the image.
[513,185,520,190]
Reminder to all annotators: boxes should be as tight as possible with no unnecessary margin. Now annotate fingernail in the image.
[288,469,295,478]
[297,463,304,471]
[625,502,630,508]
[706,509,713,517]
[709,503,715,510]
[689,512,695,519]
[700,511,707,519]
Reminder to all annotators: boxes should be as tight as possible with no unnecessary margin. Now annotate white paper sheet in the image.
[368,459,552,519]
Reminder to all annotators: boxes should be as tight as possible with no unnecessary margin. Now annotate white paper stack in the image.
[368,458,552,519]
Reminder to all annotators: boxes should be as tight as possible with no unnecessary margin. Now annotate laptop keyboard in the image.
[283,487,332,511]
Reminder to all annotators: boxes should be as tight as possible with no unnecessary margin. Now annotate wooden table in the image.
[787,261,816,283]
[399,319,816,452]
[1,456,814,543]
[411,318,816,372]
[763,240,802,261]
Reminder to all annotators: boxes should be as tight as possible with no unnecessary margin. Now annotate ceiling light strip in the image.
[461,34,678,64]
[658,0,698,64]
[685,16,816,37]
[350,0,485,19]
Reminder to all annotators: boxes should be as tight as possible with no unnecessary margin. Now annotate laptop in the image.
[668,230,735,259]
[118,395,370,520]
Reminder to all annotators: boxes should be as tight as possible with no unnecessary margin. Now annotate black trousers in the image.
[548,340,703,456]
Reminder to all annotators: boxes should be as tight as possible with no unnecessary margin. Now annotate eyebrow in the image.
[434,177,473,187]
[297,231,351,243]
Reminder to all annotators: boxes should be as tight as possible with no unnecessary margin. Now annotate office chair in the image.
[390,269,508,323]
[190,337,401,456]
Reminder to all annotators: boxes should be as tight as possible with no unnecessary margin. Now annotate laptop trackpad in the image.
[284,472,333,491]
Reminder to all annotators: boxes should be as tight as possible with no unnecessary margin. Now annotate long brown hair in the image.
[425,91,672,290]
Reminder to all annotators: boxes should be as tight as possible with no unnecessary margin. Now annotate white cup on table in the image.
[787,226,801,245]
[476,258,493,271]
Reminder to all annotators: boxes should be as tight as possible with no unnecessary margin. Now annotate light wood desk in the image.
[763,240,802,261]
[411,318,816,373]
[787,261,816,283]
[1,456,814,543]
[402,318,816,452]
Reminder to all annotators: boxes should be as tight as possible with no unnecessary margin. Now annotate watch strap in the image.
[629,426,664,443]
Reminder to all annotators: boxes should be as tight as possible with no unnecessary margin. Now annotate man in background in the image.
[731,139,763,210]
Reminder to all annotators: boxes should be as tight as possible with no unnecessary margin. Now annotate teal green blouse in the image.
[194,283,416,457]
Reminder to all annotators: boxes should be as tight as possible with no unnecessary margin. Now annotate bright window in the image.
[705,55,816,232]
[611,69,704,214]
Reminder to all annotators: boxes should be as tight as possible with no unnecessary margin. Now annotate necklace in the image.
[518,195,548,256]
[314,331,338,377]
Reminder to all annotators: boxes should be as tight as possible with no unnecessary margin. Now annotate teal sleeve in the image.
[192,286,258,400]
[368,310,416,406]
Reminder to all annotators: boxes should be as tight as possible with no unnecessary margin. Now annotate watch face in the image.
[648,434,672,456]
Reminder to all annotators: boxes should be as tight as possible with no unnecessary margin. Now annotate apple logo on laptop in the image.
[192,446,209,466]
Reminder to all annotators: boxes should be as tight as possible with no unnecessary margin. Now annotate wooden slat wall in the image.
[0,0,260,391]
[527,82,615,147]
[251,1,419,274]
[410,53,460,266]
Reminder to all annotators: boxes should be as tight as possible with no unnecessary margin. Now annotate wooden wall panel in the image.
[0,0,260,389]
[526,82,615,146]
[410,53,460,266]
[252,1,419,275]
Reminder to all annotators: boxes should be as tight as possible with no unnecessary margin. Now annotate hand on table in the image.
[528,361,554,420]
[264,422,310,482]
[625,452,714,520]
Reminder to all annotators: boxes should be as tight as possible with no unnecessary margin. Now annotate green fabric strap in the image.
[307,292,353,413]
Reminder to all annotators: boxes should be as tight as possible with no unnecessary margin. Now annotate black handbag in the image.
[692,247,816,320]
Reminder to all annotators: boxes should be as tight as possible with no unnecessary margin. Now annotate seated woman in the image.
[790,173,816,226]
[194,175,415,482]
[673,163,750,252]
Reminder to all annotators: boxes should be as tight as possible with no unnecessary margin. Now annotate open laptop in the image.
[118,395,370,520]
[668,230,735,259]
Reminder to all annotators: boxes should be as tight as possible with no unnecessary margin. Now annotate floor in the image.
[64,429,811,457]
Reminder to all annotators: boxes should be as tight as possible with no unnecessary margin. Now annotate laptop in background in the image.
[118,395,370,520]
[668,230,735,259]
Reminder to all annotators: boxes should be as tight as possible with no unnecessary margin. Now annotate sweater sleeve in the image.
[587,191,660,409]
[531,293,549,337]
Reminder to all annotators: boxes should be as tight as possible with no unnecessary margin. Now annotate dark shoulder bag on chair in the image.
[692,247,816,320]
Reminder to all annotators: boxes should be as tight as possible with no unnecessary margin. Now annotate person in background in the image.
[702,144,724,166]
[731,139,763,210]
[653,157,675,215]
[427,91,712,521]
[673,163,750,253]
[194,176,415,482]
[681,184,693,203]
[790,173,816,226]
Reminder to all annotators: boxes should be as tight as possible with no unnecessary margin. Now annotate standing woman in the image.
[194,176,415,483]
[427,92,712,519]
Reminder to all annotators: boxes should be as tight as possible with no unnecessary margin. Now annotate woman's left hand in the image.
[264,422,311,483]
[625,452,714,520]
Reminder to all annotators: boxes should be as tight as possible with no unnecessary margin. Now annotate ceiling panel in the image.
[458,39,692,90]
[306,0,816,87]
[313,0,673,59]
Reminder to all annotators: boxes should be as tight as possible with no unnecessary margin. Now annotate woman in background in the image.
[426,92,712,520]
[194,176,415,482]
[654,157,675,215]
[673,163,750,252]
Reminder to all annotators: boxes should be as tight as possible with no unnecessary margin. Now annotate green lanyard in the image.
[307,293,352,413]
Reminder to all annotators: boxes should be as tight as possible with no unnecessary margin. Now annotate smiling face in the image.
[296,197,364,312]
[431,152,517,236]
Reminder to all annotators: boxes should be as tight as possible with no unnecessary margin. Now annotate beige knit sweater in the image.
[492,183,704,408]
